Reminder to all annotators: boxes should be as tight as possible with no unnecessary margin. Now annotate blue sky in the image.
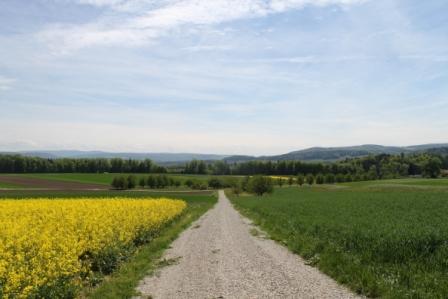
[1,0,447,155]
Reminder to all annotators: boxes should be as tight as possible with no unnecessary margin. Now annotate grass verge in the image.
[85,193,216,299]
[229,182,448,299]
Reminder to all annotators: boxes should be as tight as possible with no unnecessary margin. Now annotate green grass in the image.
[230,179,448,298]
[21,173,243,187]
[0,181,23,189]
[343,178,448,188]
[86,192,216,299]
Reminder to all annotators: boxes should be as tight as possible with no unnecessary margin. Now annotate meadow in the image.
[12,173,240,188]
[230,179,448,298]
[0,192,217,299]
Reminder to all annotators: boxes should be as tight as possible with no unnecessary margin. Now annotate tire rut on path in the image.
[136,190,361,299]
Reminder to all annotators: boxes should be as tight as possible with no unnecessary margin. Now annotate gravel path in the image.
[137,190,361,299]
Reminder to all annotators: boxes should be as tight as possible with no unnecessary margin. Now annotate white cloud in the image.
[399,55,448,62]
[0,76,16,91]
[76,0,123,6]
[41,0,367,51]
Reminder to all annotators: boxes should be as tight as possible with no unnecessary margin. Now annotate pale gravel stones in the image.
[136,190,361,299]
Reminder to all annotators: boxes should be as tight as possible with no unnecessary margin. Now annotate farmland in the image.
[0,173,242,188]
[0,192,217,298]
[2,173,448,298]
[230,179,448,298]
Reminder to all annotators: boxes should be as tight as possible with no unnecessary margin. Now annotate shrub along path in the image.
[136,190,360,298]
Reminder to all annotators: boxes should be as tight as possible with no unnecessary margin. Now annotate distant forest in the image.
[184,151,448,179]
[1,150,447,179]
[0,155,167,173]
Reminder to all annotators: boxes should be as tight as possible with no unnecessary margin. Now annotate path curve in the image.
[137,190,361,299]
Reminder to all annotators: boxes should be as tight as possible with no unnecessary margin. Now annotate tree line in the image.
[111,174,181,190]
[0,155,167,173]
[183,152,448,179]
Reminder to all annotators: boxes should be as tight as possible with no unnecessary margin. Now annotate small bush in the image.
[147,175,156,189]
[191,181,208,190]
[138,177,146,188]
[241,176,251,191]
[306,174,314,186]
[325,173,335,184]
[127,175,137,189]
[248,176,274,196]
[208,178,223,189]
[315,174,324,185]
[288,177,295,186]
[345,174,353,183]
[184,179,194,188]
[336,173,345,183]
[277,178,284,187]
[111,176,128,190]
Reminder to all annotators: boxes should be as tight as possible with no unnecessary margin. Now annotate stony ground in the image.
[137,190,361,299]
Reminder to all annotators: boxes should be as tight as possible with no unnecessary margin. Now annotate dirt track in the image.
[0,175,108,190]
[137,190,360,299]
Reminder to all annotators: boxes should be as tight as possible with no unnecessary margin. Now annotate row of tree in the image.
[0,155,167,173]
[111,174,182,190]
[183,152,448,179]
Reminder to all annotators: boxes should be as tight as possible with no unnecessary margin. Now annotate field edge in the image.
[84,193,217,299]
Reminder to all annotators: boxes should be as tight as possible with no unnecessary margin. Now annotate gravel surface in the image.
[137,190,361,299]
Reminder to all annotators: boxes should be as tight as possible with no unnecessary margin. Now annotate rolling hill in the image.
[2,143,447,163]
[224,144,448,162]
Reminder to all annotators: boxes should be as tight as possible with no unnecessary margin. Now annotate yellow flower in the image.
[0,197,186,298]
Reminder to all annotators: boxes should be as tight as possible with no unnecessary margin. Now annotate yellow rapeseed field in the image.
[0,198,186,298]
[269,176,289,180]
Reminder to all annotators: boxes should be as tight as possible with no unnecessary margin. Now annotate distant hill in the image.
[2,143,447,163]
[224,144,448,163]
[2,150,229,163]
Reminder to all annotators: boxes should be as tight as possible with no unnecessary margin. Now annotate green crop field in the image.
[230,179,448,298]
[21,173,242,186]
[0,181,22,189]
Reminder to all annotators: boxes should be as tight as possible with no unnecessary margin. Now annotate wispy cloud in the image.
[399,55,448,62]
[40,0,366,52]
[2,0,447,154]
[0,76,16,91]
[247,55,375,64]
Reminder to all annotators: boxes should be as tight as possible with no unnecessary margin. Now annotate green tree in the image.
[184,179,194,188]
[197,161,207,174]
[423,157,442,178]
[306,174,314,186]
[288,177,294,186]
[315,173,324,184]
[155,175,166,188]
[111,176,127,190]
[336,173,345,183]
[241,176,251,191]
[208,178,223,189]
[147,175,156,189]
[248,176,274,196]
[138,177,146,188]
[325,173,335,184]
[297,174,305,187]
[127,175,137,189]
[277,178,284,188]
[345,174,353,182]
[160,175,169,188]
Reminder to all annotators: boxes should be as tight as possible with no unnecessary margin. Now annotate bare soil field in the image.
[0,175,108,190]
